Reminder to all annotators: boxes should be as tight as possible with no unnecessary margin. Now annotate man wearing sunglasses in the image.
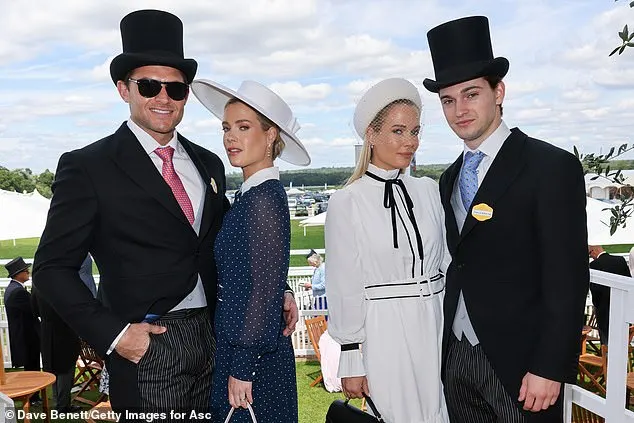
[33,9,298,418]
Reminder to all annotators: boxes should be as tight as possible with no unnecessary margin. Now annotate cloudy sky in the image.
[1,0,634,174]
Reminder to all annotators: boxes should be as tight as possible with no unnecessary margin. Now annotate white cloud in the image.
[268,82,333,103]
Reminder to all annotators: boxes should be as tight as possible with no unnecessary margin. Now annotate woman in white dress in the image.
[325,78,450,423]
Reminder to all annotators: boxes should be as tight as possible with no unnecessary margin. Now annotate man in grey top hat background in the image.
[425,16,589,422]
[32,9,297,416]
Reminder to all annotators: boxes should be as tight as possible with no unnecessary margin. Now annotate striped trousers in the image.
[109,308,215,421]
[444,333,528,423]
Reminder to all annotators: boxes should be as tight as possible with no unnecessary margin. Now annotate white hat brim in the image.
[191,79,311,166]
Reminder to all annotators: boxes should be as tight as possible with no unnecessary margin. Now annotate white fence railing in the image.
[564,269,634,422]
[0,265,327,366]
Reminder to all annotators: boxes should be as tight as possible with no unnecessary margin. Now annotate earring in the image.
[370,144,374,149]
[266,144,272,158]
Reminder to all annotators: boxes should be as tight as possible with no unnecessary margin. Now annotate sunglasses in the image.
[128,78,189,101]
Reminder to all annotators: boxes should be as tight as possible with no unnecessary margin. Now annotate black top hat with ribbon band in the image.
[109,9,197,85]
[423,16,509,93]
[5,257,30,279]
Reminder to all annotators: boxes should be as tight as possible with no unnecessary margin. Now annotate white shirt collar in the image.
[463,120,511,159]
[366,163,402,181]
[240,166,280,194]
[127,119,185,157]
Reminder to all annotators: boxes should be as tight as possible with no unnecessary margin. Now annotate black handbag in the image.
[325,395,385,423]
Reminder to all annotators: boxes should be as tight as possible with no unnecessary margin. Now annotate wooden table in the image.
[0,371,56,423]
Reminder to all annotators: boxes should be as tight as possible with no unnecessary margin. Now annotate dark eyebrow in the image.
[391,124,407,128]
[440,85,484,100]
[460,85,482,93]
[222,119,252,125]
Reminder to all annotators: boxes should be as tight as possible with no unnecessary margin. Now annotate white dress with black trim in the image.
[325,163,450,423]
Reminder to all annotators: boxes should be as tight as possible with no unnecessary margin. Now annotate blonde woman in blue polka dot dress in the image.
[191,80,311,423]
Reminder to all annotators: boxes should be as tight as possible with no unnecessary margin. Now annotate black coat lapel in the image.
[178,135,215,240]
[440,155,463,253]
[108,123,194,231]
[459,128,528,242]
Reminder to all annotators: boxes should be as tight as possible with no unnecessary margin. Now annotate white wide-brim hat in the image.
[353,78,423,139]
[191,79,311,166]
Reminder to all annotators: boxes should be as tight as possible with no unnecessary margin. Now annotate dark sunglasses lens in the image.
[165,82,189,101]
[136,79,162,98]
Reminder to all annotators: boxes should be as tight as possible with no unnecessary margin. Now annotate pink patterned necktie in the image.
[154,146,195,225]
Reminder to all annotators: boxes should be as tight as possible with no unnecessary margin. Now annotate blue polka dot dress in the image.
[211,177,297,423]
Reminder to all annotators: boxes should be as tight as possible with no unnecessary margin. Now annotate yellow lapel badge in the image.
[210,177,218,194]
[471,203,493,222]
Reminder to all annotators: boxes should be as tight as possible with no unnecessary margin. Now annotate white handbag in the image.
[223,403,258,423]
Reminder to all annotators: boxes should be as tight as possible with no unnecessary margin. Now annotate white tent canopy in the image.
[286,187,305,196]
[298,212,326,236]
[0,189,51,241]
[299,212,326,228]
[586,197,634,245]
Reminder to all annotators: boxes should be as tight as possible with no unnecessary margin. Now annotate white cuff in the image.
[106,323,130,355]
[337,348,366,378]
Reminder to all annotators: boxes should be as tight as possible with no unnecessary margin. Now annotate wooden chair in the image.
[583,307,601,354]
[578,345,607,396]
[305,315,327,387]
[73,340,107,406]
[571,403,604,423]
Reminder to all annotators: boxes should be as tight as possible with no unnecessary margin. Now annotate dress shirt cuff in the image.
[106,323,131,355]
[337,349,366,378]
[231,347,259,382]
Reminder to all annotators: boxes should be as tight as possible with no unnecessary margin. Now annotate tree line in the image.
[5,159,632,196]
[1,164,458,196]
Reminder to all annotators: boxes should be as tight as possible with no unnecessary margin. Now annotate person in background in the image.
[191,78,310,422]
[588,245,631,344]
[304,249,326,310]
[4,257,41,404]
[32,253,96,412]
[326,78,450,422]
[425,15,588,422]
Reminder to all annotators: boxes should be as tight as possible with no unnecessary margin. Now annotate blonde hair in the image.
[346,99,419,186]
[226,98,286,159]
[307,252,323,266]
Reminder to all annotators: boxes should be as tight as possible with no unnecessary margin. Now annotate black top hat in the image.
[306,249,318,260]
[109,9,197,85]
[5,257,30,279]
[423,16,509,93]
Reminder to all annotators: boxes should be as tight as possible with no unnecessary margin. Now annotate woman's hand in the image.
[342,376,369,399]
[228,376,253,409]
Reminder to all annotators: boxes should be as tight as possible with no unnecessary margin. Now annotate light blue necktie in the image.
[459,151,485,210]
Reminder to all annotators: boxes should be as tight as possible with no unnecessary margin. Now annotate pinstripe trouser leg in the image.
[137,309,215,416]
[444,333,528,423]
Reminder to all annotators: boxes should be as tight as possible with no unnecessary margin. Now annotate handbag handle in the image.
[344,394,385,422]
[223,403,258,423]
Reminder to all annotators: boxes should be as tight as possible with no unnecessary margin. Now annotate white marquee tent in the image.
[0,189,51,241]
[298,212,326,235]
[586,197,634,245]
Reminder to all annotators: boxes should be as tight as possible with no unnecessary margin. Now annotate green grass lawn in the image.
[0,222,325,276]
[296,360,363,422]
